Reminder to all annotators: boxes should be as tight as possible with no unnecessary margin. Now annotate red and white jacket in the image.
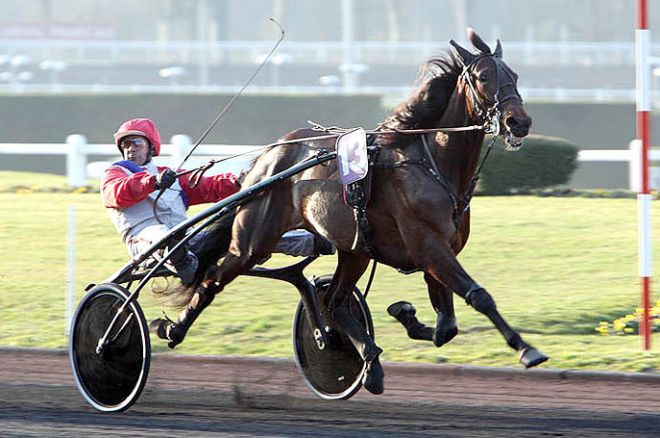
[101,160,239,243]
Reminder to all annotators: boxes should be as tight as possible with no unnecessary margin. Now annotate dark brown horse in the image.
[151,29,547,394]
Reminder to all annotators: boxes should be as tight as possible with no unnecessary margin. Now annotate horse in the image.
[150,28,547,395]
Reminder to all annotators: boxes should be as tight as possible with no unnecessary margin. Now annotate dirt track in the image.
[1,348,659,437]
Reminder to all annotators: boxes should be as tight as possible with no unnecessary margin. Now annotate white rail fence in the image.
[0,136,658,190]
[0,135,264,187]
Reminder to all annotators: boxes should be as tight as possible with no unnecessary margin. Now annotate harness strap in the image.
[345,135,382,261]
[419,134,460,218]
[452,134,498,226]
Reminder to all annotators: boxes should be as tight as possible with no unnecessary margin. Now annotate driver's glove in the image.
[155,169,177,191]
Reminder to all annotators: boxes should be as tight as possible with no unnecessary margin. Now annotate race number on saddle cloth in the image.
[335,127,378,256]
[336,127,369,187]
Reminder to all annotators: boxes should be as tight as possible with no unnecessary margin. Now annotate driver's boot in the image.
[168,245,198,286]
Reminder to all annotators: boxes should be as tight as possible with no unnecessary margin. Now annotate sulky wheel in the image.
[292,274,374,400]
[69,283,150,412]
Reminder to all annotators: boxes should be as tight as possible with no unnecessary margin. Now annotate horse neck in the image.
[430,90,486,195]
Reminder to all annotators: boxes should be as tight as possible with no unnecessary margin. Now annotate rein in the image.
[179,123,488,188]
[182,52,520,185]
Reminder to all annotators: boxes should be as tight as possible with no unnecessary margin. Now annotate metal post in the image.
[170,134,192,166]
[635,0,652,350]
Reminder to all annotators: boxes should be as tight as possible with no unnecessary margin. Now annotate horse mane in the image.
[380,49,463,145]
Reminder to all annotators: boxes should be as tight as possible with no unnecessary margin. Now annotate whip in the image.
[154,18,286,224]
[175,18,285,172]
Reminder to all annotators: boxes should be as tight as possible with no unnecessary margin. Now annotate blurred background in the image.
[0,0,658,188]
[0,0,644,95]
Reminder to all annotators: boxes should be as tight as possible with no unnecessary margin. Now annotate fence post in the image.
[66,134,87,187]
[170,134,192,166]
[629,139,642,192]
[65,204,76,336]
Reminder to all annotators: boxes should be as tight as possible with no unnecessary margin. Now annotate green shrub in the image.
[478,134,579,194]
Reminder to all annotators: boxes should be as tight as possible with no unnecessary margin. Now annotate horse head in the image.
[450,28,531,150]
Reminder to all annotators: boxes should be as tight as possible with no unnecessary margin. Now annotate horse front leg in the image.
[427,274,458,346]
[326,251,384,394]
[424,243,548,368]
[387,274,457,346]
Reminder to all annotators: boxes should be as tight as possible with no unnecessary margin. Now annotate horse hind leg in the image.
[150,262,229,348]
[332,295,385,394]
[153,220,285,349]
[327,252,384,394]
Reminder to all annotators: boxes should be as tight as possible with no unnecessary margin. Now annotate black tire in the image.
[69,283,150,412]
[292,274,374,400]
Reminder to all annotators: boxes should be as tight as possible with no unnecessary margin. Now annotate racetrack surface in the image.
[1,348,659,437]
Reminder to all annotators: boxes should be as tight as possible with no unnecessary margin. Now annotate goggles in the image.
[120,137,150,149]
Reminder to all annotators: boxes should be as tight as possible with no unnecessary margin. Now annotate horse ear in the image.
[493,39,503,58]
[449,39,474,66]
[466,27,491,54]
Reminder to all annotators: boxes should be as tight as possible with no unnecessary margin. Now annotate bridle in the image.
[458,53,523,138]
[412,53,526,229]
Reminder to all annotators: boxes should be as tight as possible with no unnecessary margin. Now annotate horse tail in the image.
[151,210,235,309]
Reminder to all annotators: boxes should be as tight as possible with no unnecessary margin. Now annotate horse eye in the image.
[478,73,489,82]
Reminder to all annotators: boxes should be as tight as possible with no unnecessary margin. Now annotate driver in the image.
[101,117,333,285]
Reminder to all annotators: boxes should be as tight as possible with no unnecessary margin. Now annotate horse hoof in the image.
[519,347,549,368]
[432,325,458,347]
[149,318,174,341]
[387,301,416,320]
[150,318,184,349]
[166,325,186,349]
[362,357,384,395]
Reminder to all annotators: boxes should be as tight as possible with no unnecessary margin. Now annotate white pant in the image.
[127,224,173,259]
[127,225,324,260]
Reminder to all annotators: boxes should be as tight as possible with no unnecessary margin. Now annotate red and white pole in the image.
[636,0,652,350]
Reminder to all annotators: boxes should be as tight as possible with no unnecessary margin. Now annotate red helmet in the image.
[113,117,162,157]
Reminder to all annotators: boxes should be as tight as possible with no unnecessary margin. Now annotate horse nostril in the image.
[506,116,530,136]
[505,116,518,129]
